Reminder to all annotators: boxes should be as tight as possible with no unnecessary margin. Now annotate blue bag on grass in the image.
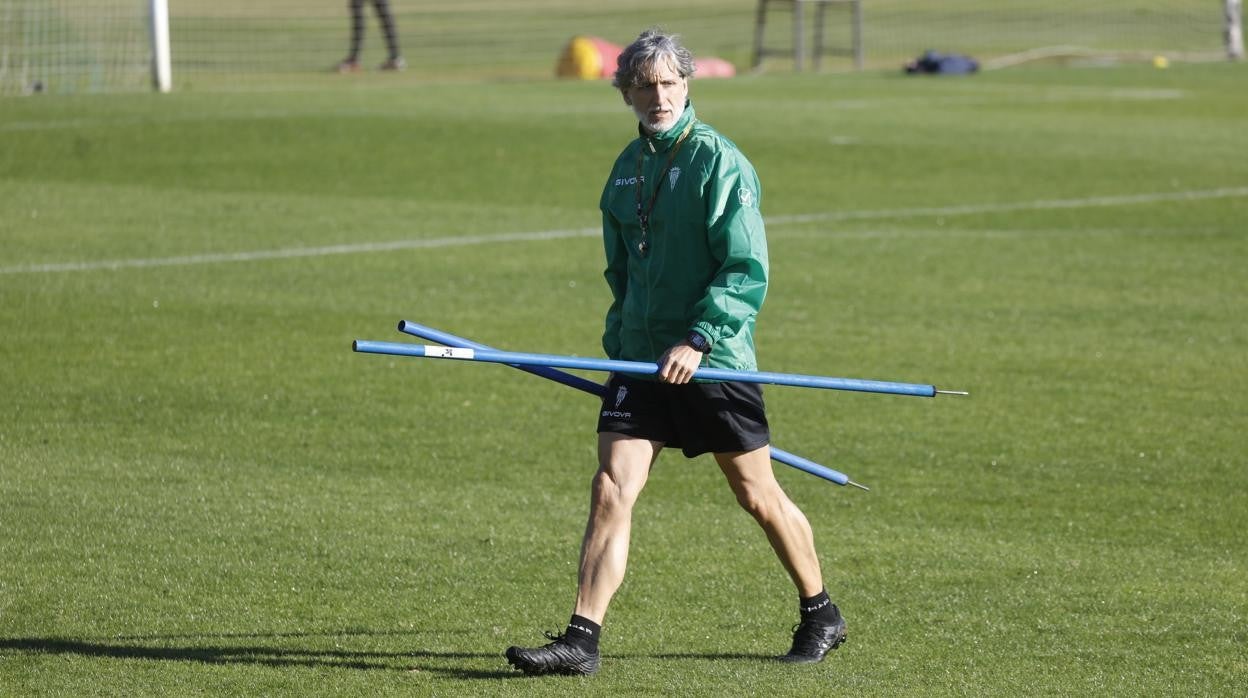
[904,50,979,75]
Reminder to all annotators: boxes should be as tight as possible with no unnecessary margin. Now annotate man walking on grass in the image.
[504,28,847,676]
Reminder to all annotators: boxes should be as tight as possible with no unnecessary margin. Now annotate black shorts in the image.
[596,373,770,458]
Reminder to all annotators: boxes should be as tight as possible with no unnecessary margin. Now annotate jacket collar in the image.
[639,102,696,153]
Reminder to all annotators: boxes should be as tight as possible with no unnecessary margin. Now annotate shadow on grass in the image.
[2,636,782,680]
[0,636,516,679]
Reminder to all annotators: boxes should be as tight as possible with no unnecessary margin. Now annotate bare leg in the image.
[572,432,662,624]
[716,445,824,597]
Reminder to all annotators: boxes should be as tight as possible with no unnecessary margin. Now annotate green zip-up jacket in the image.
[599,102,768,374]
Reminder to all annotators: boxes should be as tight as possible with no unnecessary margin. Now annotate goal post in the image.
[0,0,167,95]
[1229,0,1245,60]
[150,0,171,92]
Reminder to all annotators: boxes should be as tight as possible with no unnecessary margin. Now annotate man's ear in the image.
[621,91,632,107]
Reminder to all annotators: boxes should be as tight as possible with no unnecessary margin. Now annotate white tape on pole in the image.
[425,346,475,360]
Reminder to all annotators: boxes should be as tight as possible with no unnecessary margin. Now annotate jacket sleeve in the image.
[691,148,768,345]
[601,208,628,359]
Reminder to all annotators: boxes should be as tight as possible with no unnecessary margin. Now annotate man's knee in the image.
[593,434,657,508]
[732,486,766,518]
[590,465,644,512]
[731,479,788,521]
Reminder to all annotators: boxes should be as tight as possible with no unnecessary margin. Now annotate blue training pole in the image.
[393,320,864,489]
[353,339,960,398]
[397,321,605,396]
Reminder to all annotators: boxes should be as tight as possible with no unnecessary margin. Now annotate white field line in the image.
[0,228,599,275]
[2,186,1245,275]
[766,186,1248,226]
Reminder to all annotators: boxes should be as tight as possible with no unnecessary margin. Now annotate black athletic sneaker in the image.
[778,611,848,664]
[505,632,600,676]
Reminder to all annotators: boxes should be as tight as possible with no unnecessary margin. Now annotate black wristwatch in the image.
[686,331,711,354]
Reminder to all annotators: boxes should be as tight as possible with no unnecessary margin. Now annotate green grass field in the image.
[2,60,1246,695]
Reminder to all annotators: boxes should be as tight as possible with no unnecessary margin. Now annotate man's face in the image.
[623,58,688,134]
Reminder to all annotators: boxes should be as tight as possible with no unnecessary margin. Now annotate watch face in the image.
[688,332,709,353]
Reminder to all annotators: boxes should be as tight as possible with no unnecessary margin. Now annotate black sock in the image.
[799,589,840,624]
[563,614,601,652]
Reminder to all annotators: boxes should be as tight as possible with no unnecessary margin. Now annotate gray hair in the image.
[612,28,696,91]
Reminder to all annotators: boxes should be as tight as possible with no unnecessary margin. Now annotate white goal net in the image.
[0,0,154,95]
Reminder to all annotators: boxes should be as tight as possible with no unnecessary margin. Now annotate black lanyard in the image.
[634,121,694,257]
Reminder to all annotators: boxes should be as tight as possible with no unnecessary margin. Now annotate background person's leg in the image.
[371,0,404,68]
[337,0,367,71]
